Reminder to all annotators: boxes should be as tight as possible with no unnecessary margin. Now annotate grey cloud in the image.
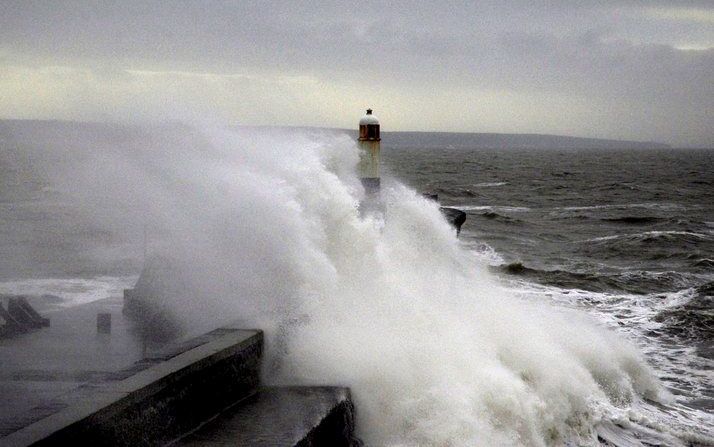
[0,1,712,146]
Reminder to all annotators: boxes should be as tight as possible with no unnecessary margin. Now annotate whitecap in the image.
[0,276,137,310]
[456,205,532,212]
[578,230,713,243]
[473,181,507,187]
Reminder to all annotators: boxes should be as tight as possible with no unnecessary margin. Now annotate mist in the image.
[2,120,683,444]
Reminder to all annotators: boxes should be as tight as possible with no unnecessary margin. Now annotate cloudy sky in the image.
[1,1,712,146]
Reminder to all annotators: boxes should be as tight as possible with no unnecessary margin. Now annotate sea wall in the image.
[2,327,262,446]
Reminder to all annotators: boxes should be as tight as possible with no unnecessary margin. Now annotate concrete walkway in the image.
[0,296,146,436]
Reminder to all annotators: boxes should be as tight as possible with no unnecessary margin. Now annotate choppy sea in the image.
[384,146,714,441]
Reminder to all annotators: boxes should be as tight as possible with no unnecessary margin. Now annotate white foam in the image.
[459,240,505,265]
[474,181,508,187]
[559,203,687,211]
[501,278,714,444]
[0,276,136,310]
[578,231,713,243]
[456,205,531,212]
[46,125,707,445]
[154,128,672,445]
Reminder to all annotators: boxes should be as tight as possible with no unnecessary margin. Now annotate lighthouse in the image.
[358,108,381,193]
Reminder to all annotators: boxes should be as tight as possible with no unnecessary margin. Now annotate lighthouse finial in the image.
[366,108,372,115]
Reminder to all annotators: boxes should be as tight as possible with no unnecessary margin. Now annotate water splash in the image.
[141,127,676,445]
[33,124,683,445]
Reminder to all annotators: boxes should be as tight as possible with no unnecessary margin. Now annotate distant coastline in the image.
[378,130,672,150]
[0,119,675,149]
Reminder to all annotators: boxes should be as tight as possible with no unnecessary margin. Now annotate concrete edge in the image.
[1,328,263,447]
[297,387,357,447]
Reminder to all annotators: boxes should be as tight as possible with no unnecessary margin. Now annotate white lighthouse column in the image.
[357,108,381,193]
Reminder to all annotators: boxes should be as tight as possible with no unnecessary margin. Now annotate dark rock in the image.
[440,207,466,235]
[502,262,527,274]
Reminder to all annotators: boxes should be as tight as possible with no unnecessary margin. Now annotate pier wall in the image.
[2,328,262,447]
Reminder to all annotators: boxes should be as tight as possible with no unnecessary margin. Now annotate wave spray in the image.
[58,124,666,445]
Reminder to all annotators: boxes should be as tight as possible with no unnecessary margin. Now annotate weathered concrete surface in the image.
[0,296,262,447]
[0,295,147,438]
[1,293,358,446]
[12,330,261,447]
[175,386,358,447]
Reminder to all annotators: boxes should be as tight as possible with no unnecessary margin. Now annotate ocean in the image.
[0,122,712,445]
[384,146,713,443]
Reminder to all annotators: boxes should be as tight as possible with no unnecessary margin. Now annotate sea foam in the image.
[48,126,669,445]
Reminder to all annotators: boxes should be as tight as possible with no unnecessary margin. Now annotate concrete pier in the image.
[177,387,356,446]
[0,293,262,446]
[0,296,358,446]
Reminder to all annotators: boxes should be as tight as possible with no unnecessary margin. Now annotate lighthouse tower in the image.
[358,108,381,193]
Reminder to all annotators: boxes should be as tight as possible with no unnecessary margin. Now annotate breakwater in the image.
[0,296,357,446]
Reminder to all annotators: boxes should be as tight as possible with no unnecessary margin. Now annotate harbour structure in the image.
[357,109,466,234]
[357,108,381,193]
[0,108,471,446]
[0,293,358,446]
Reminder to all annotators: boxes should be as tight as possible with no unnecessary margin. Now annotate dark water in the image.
[384,146,714,437]
[384,148,713,337]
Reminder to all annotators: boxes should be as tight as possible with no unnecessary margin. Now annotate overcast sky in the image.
[1,1,712,146]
